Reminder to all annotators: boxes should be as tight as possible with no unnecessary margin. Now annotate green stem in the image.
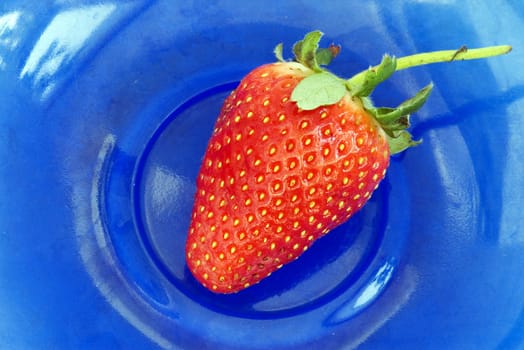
[395,45,512,70]
[348,45,512,87]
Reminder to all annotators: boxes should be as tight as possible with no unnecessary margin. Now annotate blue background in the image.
[1,1,523,349]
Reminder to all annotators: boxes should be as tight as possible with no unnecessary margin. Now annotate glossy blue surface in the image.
[1,1,523,349]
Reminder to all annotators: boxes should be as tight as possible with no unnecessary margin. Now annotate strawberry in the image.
[185,31,511,293]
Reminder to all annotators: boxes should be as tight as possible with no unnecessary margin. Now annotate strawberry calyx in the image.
[278,30,511,154]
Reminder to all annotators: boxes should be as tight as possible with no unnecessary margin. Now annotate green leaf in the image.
[382,116,411,137]
[347,54,397,97]
[316,44,340,66]
[377,83,433,124]
[360,96,376,114]
[316,48,335,66]
[385,130,422,155]
[374,107,396,115]
[293,30,323,71]
[291,72,347,110]
[274,43,285,62]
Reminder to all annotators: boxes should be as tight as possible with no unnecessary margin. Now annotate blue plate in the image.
[2,1,524,349]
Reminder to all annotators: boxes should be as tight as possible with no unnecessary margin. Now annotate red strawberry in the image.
[185,31,511,293]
